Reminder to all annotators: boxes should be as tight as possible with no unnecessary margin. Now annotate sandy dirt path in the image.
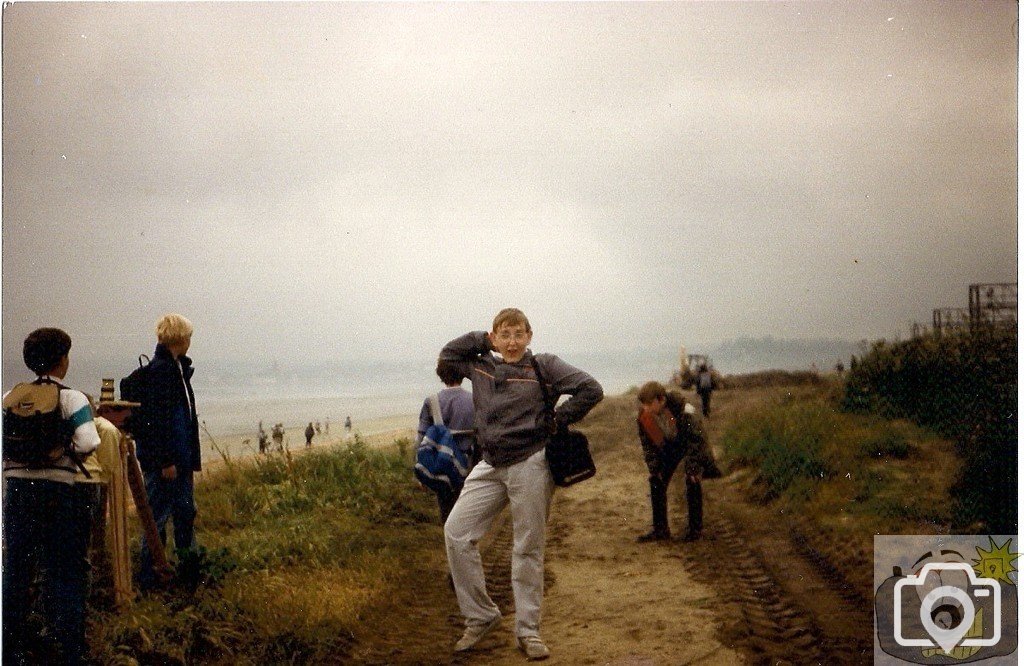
[348,390,873,665]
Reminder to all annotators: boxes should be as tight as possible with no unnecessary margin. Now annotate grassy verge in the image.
[842,330,1016,533]
[88,436,439,664]
[718,383,960,595]
[721,383,959,530]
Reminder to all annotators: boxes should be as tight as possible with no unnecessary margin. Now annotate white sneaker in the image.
[454,615,501,652]
[516,635,551,660]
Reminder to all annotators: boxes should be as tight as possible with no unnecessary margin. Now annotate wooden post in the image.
[98,401,174,595]
[124,436,174,585]
[110,431,133,606]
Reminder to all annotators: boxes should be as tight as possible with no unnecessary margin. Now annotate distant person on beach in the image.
[315,421,321,435]
[635,381,717,543]
[439,308,603,660]
[272,423,284,451]
[325,418,330,434]
[345,416,352,434]
[416,361,477,524]
[134,314,201,591]
[305,422,315,448]
[3,328,100,664]
[258,422,269,454]
[695,363,716,418]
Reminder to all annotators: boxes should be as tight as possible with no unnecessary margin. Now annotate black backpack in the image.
[120,354,152,437]
[2,378,89,476]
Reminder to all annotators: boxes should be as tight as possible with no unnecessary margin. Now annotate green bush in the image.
[859,430,912,460]
[842,330,1016,533]
[722,396,834,499]
[174,545,238,591]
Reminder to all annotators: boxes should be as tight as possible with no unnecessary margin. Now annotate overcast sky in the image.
[2,1,1017,376]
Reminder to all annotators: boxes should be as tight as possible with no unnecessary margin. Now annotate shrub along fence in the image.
[841,330,1017,533]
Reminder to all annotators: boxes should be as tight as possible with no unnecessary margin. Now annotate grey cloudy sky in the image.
[2,1,1017,375]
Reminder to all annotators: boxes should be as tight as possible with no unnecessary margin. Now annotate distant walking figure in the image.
[344,416,352,434]
[258,422,269,454]
[272,423,284,451]
[305,422,315,448]
[695,363,716,418]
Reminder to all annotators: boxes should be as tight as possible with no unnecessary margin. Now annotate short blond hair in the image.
[492,308,531,333]
[155,313,194,346]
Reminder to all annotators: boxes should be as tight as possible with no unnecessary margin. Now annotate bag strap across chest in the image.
[528,356,555,416]
[428,393,444,427]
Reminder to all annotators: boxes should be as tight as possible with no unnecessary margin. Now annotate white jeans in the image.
[444,448,555,638]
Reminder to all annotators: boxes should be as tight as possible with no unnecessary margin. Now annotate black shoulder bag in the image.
[530,356,596,487]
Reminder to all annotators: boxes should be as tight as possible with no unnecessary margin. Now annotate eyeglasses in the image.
[495,330,529,342]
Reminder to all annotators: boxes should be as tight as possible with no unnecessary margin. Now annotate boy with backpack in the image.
[415,361,476,524]
[3,328,101,664]
[439,308,603,660]
[695,363,716,418]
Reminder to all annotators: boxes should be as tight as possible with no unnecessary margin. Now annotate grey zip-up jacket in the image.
[439,331,604,467]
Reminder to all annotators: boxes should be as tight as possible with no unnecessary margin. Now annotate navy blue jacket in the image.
[135,344,201,473]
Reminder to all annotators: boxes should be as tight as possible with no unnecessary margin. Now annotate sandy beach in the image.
[197,413,417,465]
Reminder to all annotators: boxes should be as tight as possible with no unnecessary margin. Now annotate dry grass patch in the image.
[223,562,398,635]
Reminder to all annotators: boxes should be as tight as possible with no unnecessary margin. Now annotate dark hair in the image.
[436,361,464,386]
[23,328,72,375]
[637,381,667,404]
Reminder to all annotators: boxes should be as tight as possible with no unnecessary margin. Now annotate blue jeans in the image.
[139,469,196,589]
[2,478,94,665]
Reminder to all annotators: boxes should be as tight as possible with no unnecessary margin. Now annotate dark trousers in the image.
[437,486,458,525]
[139,469,197,588]
[698,390,712,417]
[648,446,703,536]
[3,478,95,665]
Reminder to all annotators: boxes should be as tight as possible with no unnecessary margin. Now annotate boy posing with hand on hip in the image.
[439,308,603,660]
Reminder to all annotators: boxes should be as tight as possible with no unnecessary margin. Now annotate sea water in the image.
[193,350,678,439]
